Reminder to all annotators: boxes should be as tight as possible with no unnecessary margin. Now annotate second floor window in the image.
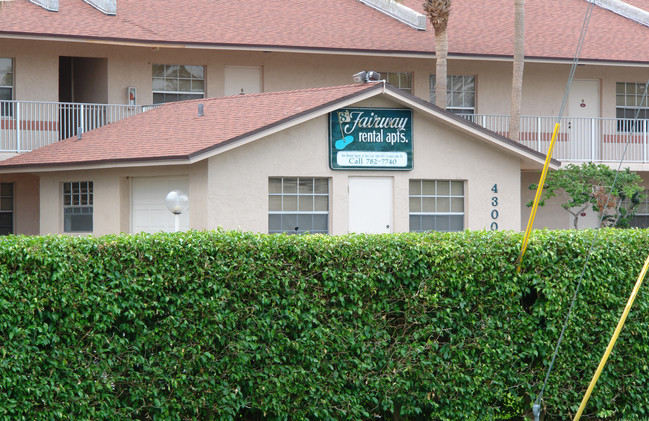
[152,64,205,104]
[616,82,649,132]
[0,58,13,116]
[382,72,412,94]
[430,75,476,115]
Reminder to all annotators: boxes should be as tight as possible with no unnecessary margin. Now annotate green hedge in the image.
[1,229,649,420]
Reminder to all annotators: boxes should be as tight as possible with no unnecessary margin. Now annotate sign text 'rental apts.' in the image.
[329,108,413,170]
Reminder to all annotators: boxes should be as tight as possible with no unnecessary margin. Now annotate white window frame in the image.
[0,58,14,117]
[616,82,649,132]
[268,177,329,234]
[381,72,412,94]
[409,179,464,232]
[430,75,476,115]
[152,64,205,104]
[63,181,93,233]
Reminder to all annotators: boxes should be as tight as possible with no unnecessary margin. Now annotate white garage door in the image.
[131,176,190,233]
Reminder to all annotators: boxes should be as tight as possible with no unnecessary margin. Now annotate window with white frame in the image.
[268,177,328,234]
[616,82,649,132]
[0,58,13,117]
[0,183,13,235]
[63,181,93,232]
[381,72,412,94]
[152,64,205,104]
[430,75,476,115]
[409,180,464,232]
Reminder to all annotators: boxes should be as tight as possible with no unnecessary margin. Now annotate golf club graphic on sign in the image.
[329,108,413,170]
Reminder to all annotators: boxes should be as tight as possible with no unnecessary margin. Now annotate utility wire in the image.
[517,0,595,271]
[570,81,649,420]
[533,80,649,421]
[530,1,597,417]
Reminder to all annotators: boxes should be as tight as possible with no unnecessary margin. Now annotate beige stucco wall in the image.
[36,161,208,235]
[5,38,648,120]
[0,172,39,235]
[206,97,522,234]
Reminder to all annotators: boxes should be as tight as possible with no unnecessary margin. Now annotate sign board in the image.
[329,108,413,170]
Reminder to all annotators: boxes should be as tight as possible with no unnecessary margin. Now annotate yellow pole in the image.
[516,123,561,273]
[573,252,649,420]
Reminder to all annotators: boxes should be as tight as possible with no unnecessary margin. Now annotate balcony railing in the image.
[1,101,649,164]
[0,100,158,153]
[462,114,649,163]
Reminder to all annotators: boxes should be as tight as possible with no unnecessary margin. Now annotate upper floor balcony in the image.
[462,114,649,168]
[0,100,157,155]
[1,100,649,169]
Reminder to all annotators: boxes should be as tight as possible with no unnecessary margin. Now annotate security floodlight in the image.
[352,70,382,83]
[366,71,381,81]
[353,71,367,83]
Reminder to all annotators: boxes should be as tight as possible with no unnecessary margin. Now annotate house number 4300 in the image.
[490,184,499,230]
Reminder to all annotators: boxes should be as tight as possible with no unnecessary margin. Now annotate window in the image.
[152,64,205,104]
[268,177,328,234]
[381,72,412,94]
[0,183,13,235]
[616,82,649,132]
[0,58,13,116]
[409,180,464,232]
[63,181,93,232]
[430,75,476,115]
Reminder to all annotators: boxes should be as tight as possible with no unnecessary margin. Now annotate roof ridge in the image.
[215,83,381,100]
[589,0,649,27]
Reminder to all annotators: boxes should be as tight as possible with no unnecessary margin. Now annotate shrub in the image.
[0,229,648,420]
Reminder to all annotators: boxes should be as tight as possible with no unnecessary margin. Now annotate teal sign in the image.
[329,108,413,170]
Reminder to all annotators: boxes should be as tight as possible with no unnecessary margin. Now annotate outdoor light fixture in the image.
[165,190,189,232]
[352,70,381,83]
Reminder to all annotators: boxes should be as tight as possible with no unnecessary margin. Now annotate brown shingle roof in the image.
[0,83,382,168]
[2,0,649,62]
[0,82,558,171]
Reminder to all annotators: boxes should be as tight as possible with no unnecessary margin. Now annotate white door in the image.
[348,177,392,233]
[224,66,262,96]
[131,176,190,233]
[568,79,600,160]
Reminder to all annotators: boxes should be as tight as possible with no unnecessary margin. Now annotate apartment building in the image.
[0,0,646,234]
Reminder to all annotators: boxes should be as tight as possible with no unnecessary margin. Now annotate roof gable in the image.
[0,82,558,172]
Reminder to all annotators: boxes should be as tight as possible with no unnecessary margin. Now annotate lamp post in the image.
[165,190,189,232]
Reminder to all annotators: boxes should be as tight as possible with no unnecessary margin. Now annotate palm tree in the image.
[509,0,525,141]
[423,0,452,109]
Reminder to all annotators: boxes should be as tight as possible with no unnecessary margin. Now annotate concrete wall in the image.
[207,98,522,234]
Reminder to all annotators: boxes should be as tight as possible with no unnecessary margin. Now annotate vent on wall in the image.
[83,0,116,15]
[589,0,649,27]
[28,0,59,12]
[357,0,427,30]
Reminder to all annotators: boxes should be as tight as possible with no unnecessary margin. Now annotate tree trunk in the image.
[435,29,448,109]
[509,0,525,141]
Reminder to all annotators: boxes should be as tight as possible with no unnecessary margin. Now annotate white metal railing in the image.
[0,100,158,153]
[1,103,649,162]
[460,114,649,163]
